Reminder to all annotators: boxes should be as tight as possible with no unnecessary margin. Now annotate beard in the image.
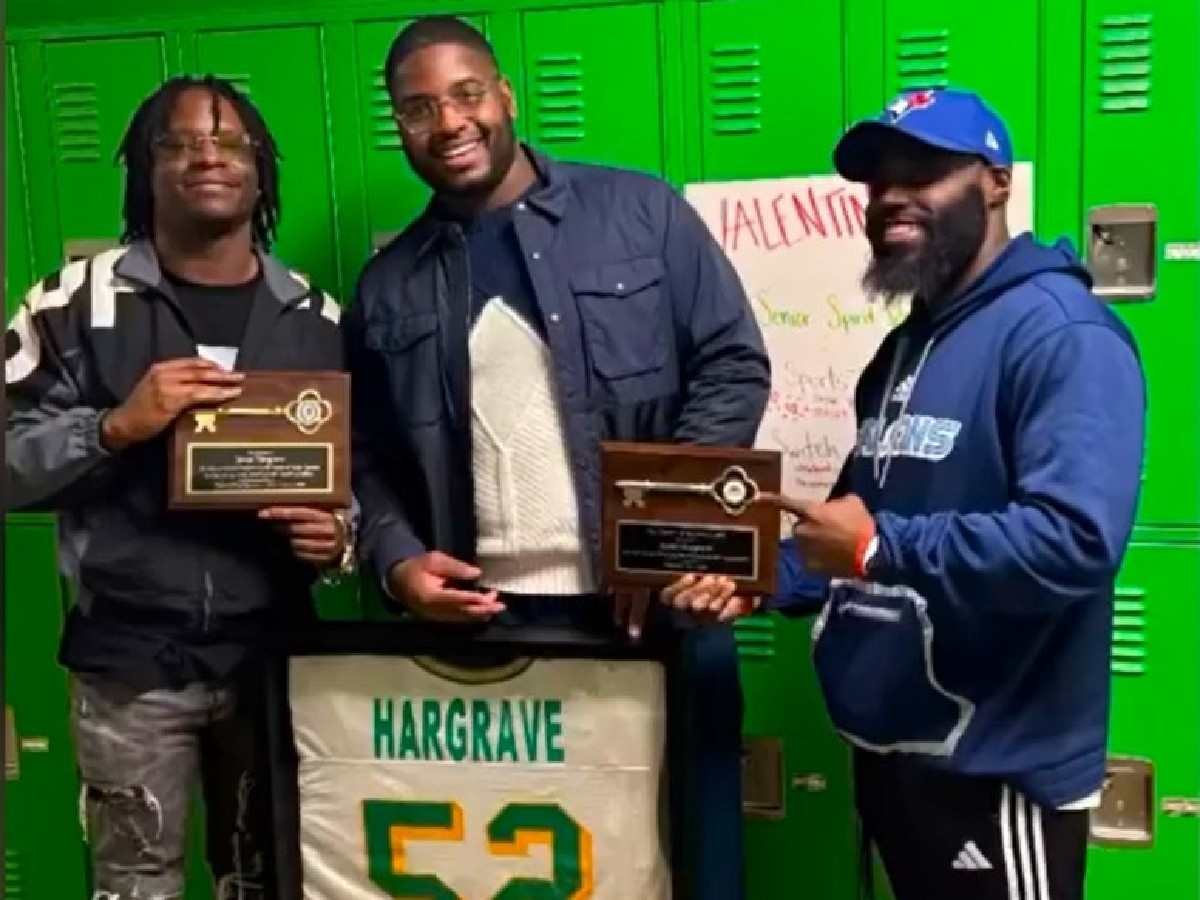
[862,183,987,304]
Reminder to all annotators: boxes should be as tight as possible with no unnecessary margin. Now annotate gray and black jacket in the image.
[5,241,344,688]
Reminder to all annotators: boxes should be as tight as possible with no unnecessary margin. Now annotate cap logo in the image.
[886,89,937,122]
[985,130,1000,151]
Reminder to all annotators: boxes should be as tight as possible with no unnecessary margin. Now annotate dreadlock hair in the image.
[116,75,282,249]
[383,16,499,99]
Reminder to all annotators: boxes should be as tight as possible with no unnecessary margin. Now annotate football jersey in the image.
[290,654,671,899]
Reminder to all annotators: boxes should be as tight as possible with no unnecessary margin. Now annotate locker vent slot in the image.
[897,30,949,91]
[1099,14,1152,112]
[535,53,585,143]
[52,82,101,164]
[734,616,776,660]
[710,43,762,136]
[370,67,402,150]
[5,848,24,898]
[1111,586,1146,675]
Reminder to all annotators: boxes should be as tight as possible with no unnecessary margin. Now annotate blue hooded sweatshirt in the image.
[771,233,1145,808]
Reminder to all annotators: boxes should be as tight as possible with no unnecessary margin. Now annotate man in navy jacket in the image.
[771,89,1145,900]
[346,17,769,898]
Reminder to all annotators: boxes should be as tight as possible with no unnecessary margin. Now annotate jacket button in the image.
[517,202,527,211]
[549,313,561,323]
[531,251,542,260]
[616,282,625,291]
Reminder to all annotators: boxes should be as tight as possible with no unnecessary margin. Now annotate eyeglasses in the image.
[154,131,259,162]
[394,80,492,137]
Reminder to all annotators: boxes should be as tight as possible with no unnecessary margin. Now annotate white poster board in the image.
[685,164,1033,503]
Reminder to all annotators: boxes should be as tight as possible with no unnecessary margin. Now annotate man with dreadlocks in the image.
[5,76,351,898]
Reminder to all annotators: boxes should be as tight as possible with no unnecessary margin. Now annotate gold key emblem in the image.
[192,387,334,436]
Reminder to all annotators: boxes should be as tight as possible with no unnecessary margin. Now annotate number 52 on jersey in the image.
[288,654,672,899]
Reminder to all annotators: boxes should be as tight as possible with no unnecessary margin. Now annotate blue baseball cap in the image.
[834,88,1013,182]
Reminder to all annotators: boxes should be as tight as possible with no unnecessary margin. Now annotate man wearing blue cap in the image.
[767,89,1147,899]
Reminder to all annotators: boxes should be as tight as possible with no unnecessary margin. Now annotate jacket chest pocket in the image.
[572,257,675,403]
[365,312,443,426]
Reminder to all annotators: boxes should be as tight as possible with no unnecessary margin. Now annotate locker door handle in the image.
[791,773,827,792]
[1162,798,1200,818]
[5,705,50,782]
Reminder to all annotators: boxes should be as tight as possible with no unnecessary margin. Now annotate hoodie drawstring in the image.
[874,334,936,490]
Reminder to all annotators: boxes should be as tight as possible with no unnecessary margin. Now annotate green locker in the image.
[3,516,88,899]
[1081,3,1200,526]
[41,35,167,251]
[691,3,860,898]
[737,620,860,900]
[697,0,844,180]
[1078,1,1200,893]
[193,26,341,295]
[1096,538,1200,892]
[521,3,665,176]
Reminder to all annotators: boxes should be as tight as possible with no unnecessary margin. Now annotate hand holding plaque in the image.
[101,358,246,451]
[168,370,350,510]
[601,442,781,595]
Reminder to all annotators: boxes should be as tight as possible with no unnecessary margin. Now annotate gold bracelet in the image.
[328,509,356,578]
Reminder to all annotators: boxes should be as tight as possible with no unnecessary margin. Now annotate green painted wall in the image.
[4,1,1198,898]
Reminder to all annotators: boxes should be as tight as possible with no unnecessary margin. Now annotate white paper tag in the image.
[196,344,238,370]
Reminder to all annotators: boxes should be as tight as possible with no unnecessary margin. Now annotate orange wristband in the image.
[854,523,877,579]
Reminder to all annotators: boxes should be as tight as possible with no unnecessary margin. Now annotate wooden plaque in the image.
[168,370,350,510]
[600,441,781,595]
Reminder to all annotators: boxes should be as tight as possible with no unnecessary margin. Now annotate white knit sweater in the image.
[469,299,595,594]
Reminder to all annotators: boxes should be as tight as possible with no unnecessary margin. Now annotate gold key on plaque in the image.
[192,388,333,436]
[615,464,760,516]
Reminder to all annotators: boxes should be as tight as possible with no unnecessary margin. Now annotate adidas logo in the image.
[952,840,993,871]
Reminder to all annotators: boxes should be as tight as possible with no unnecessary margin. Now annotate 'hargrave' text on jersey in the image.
[373,696,566,764]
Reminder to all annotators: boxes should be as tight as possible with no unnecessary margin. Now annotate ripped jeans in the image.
[71,672,274,900]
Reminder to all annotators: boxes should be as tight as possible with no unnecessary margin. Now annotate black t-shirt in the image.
[163,268,259,364]
[453,187,545,339]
